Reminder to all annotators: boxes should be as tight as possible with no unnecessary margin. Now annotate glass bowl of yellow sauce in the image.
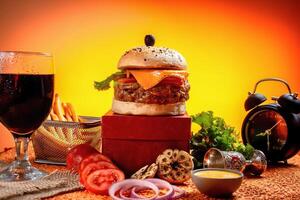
[192,168,243,197]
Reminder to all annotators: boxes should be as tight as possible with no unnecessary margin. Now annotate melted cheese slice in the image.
[127,70,188,90]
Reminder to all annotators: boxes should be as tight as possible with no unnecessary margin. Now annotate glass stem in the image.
[14,136,30,162]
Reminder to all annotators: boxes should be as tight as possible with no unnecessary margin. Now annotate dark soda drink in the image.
[0,74,54,136]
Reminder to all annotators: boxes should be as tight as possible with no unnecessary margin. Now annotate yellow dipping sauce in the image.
[195,170,241,178]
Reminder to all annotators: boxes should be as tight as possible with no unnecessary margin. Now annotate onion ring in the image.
[171,185,185,199]
[131,178,174,200]
[109,179,159,200]
[119,186,157,200]
[109,178,185,200]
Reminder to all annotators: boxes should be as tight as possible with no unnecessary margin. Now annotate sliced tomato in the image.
[80,161,117,184]
[160,76,184,86]
[117,77,137,84]
[66,144,99,172]
[79,153,112,172]
[84,169,125,195]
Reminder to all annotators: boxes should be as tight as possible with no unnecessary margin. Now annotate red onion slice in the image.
[171,185,185,199]
[109,178,186,200]
[131,178,174,200]
[109,179,159,200]
[119,187,157,200]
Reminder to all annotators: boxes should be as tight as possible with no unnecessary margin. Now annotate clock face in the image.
[244,110,288,154]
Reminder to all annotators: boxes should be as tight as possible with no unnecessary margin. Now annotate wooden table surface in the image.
[1,143,300,200]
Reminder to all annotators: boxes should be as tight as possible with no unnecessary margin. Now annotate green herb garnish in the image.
[190,111,254,168]
[94,71,125,91]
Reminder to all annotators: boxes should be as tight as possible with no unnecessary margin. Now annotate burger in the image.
[94,35,190,115]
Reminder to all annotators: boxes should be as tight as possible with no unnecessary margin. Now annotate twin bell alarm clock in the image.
[242,78,300,163]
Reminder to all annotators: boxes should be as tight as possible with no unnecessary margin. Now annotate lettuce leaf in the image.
[190,111,254,168]
[94,71,125,91]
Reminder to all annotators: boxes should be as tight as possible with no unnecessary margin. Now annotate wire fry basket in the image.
[32,116,101,165]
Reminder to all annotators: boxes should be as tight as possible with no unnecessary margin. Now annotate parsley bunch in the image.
[190,111,254,169]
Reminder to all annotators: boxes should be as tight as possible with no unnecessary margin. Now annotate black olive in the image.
[144,34,155,46]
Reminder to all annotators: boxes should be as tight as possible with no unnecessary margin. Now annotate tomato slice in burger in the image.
[84,169,125,195]
[80,153,112,172]
[80,161,117,184]
[160,76,184,86]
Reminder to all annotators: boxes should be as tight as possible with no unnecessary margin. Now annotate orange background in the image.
[0,0,299,151]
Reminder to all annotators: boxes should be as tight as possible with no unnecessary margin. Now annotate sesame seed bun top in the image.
[117,46,187,70]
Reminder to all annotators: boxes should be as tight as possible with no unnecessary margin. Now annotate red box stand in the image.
[101,111,191,176]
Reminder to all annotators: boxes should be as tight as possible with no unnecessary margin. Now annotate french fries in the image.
[53,94,66,121]
[66,103,79,122]
[50,109,59,121]
[36,93,99,146]
[50,94,79,123]
[62,103,73,122]
[33,93,101,163]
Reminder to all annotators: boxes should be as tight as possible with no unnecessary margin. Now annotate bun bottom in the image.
[112,99,186,116]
